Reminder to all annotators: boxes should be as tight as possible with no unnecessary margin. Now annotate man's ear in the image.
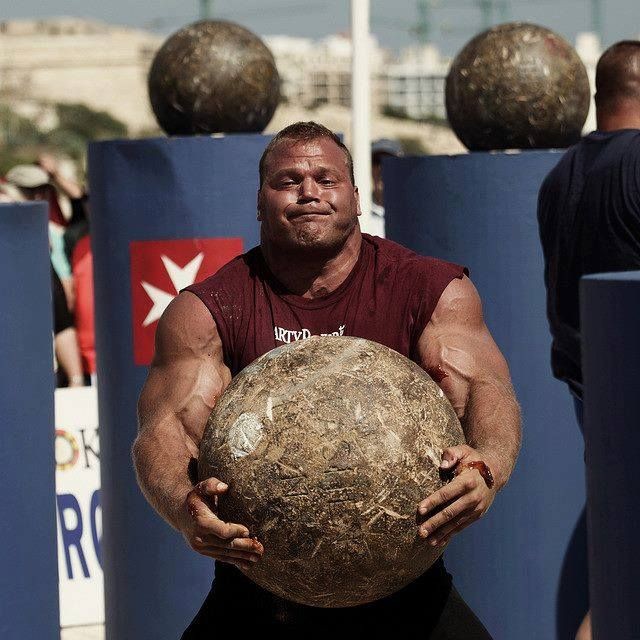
[354,186,362,217]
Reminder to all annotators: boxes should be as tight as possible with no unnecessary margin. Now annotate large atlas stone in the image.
[198,336,465,607]
[148,20,280,135]
[445,22,590,151]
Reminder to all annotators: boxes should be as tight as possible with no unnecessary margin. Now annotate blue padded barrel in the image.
[385,152,587,639]
[0,203,58,639]
[88,135,269,640]
[581,272,640,640]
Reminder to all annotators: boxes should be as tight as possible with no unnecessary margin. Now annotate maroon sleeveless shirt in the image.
[185,234,466,375]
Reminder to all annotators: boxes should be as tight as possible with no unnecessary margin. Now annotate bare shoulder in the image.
[152,291,221,365]
[416,275,510,417]
[429,275,484,328]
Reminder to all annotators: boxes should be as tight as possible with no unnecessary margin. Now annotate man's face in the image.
[258,137,360,254]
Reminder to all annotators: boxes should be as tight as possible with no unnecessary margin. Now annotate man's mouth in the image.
[287,209,331,220]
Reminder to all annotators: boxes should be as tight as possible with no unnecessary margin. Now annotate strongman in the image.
[134,122,521,636]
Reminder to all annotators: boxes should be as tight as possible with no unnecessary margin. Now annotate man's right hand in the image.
[182,477,264,571]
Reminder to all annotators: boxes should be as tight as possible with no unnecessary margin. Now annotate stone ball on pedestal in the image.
[445,22,591,150]
[148,20,280,135]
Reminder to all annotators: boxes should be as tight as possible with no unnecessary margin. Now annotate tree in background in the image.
[0,106,44,174]
[0,102,128,175]
[55,103,127,142]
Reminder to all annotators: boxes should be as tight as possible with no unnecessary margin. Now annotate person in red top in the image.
[71,234,96,380]
[134,122,521,637]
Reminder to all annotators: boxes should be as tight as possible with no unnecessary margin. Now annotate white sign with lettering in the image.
[55,386,104,628]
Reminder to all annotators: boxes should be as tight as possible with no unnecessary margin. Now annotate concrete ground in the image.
[61,625,104,640]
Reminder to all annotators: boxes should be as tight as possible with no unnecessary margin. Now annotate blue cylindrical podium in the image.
[0,203,58,639]
[385,151,587,639]
[581,272,640,640]
[88,135,270,640]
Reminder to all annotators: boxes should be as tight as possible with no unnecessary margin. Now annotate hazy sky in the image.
[4,0,639,55]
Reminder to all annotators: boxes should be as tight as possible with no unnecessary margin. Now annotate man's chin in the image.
[263,219,358,256]
[295,227,329,246]
[277,230,341,256]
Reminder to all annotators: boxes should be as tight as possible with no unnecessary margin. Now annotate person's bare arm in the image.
[416,275,521,546]
[38,153,84,200]
[133,291,263,569]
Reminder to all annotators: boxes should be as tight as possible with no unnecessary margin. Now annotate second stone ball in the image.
[445,22,591,151]
[148,20,280,135]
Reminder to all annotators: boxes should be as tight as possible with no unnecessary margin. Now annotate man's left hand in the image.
[417,444,498,547]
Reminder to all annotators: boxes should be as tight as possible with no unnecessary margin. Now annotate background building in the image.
[0,17,608,152]
[384,44,449,120]
[0,18,162,133]
[265,33,389,111]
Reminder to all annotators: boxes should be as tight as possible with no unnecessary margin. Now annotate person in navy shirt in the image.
[538,40,640,640]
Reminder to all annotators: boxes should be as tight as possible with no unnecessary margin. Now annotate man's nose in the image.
[298,177,320,202]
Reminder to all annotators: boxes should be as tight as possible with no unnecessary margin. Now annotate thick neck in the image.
[261,227,363,299]
[596,102,640,132]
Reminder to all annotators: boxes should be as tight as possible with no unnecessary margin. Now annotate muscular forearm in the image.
[132,420,198,530]
[461,377,521,489]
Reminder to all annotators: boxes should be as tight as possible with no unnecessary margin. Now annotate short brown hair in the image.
[596,40,640,108]
[259,121,354,186]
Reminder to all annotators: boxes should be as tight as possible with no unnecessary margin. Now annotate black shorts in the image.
[182,559,492,638]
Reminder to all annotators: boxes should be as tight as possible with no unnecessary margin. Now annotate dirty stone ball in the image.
[445,22,591,150]
[148,20,280,135]
[198,336,465,608]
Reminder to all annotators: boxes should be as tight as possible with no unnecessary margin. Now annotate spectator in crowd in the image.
[38,153,90,263]
[71,228,96,384]
[42,160,96,385]
[5,163,75,307]
[4,157,92,387]
[39,154,95,384]
[370,138,404,236]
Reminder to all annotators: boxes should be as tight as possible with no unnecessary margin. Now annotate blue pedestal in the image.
[88,134,270,640]
[581,272,640,640]
[385,151,587,639]
[0,203,58,639]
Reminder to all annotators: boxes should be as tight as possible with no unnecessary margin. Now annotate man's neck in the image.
[597,103,640,132]
[262,228,363,299]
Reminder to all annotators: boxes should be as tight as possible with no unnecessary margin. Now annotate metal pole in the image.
[351,0,374,233]
[479,0,493,30]
[497,0,510,21]
[590,0,603,40]
[200,0,212,20]
[416,0,431,44]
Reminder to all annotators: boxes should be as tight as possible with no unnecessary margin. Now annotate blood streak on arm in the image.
[426,364,449,384]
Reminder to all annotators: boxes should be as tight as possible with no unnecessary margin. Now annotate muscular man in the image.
[538,41,640,640]
[134,122,521,636]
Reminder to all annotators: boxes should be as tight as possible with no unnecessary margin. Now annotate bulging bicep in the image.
[416,276,510,417]
[137,292,231,447]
